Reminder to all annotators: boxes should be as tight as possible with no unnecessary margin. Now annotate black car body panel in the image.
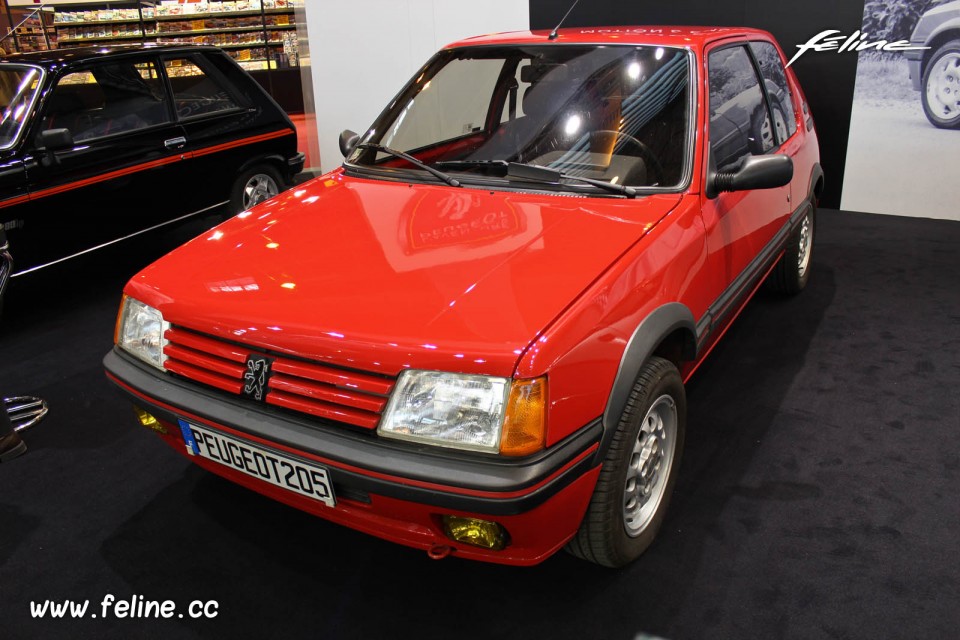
[0,44,302,287]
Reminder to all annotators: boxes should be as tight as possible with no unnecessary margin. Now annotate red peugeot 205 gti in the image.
[105,26,822,567]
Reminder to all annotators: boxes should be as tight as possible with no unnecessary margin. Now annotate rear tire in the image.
[566,356,686,567]
[767,204,815,295]
[229,164,283,214]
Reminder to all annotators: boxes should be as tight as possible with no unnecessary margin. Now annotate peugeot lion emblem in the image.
[243,355,273,401]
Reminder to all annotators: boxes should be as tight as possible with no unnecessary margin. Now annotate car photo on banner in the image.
[842,0,960,219]
[0,44,304,316]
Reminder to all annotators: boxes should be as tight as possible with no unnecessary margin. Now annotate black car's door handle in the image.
[164,137,187,149]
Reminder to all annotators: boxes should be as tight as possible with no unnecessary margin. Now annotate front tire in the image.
[922,41,960,129]
[566,357,686,568]
[230,164,283,214]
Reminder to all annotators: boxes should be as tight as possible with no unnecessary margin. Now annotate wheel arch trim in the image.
[921,26,960,72]
[599,302,697,460]
[236,153,289,179]
[808,162,824,202]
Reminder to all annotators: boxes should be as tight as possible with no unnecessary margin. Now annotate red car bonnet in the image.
[126,173,682,377]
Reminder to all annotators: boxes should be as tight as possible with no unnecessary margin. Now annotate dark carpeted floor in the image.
[0,209,957,639]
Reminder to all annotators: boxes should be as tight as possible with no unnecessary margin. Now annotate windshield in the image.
[0,65,44,151]
[349,45,691,191]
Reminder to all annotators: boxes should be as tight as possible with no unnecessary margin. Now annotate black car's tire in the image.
[566,356,686,568]
[921,41,960,129]
[767,204,815,295]
[229,164,283,214]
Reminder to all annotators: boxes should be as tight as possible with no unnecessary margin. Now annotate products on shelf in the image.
[49,1,300,68]
[54,8,142,23]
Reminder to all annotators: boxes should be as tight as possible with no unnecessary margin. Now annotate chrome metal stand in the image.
[4,396,48,432]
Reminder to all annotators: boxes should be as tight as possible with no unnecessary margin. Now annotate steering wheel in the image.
[589,130,665,187]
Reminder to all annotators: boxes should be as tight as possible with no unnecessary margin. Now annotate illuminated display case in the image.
[52,1,300,72]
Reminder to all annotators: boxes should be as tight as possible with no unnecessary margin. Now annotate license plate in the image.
[178,420,336,508]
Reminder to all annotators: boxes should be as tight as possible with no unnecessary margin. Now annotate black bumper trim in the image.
[287,152,306,175]
[105,349,602,515]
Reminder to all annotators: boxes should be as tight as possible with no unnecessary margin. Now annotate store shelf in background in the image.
[48,1,300,68]
[5,6,56,53]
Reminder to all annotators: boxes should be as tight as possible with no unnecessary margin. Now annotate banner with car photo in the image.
[842,0,960,220]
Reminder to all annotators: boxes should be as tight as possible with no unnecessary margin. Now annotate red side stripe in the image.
[10,128,294,206]
[29,155,183,201]
[190,129,293,159]
[0,194,31,210]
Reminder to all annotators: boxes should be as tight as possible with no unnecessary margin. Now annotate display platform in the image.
[0,209,957,638]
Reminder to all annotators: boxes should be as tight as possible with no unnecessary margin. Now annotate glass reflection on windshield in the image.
[352,45,690,192]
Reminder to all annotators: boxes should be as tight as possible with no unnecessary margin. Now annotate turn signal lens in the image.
[134,406,167,434]
[499,377,546,456]
[442,516,509,550]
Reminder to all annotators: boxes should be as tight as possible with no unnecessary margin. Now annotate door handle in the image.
[164,136,187,149]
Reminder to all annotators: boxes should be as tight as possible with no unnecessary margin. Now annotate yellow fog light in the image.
[134,407,167,434]
[441,516,509,551]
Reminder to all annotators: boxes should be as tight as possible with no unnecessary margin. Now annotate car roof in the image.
[0,43,222,67]
[446,26,772,50]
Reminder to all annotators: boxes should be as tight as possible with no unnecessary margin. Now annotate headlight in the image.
[378,370,545,456]
[115,295,168,371]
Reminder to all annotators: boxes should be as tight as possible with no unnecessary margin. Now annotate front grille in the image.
[164,326,394,430]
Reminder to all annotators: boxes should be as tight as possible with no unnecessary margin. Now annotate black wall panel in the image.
[529,0,868,207]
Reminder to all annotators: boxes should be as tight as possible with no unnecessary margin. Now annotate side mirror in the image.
[36,128,74,152]
[708,154,793,198]
[35,128,74,168]
[339,129,360,157]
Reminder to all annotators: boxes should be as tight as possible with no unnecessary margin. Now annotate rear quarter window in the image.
[163,55,243,120]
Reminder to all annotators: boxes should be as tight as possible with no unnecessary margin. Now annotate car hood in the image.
[128,173,682,377]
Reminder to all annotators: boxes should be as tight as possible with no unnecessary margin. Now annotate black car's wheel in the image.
[922,41,960,129]
[767,204,815,295]
[566,356,686,568]
[230,164,283,214]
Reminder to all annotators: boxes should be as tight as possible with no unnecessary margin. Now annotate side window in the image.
[749,41,798,144]
[380,58,504,153]
[42,60,169,142]
[708,46,773,172]
[163,57,239,120]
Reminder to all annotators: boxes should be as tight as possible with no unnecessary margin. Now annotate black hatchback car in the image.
[0,44,303,305]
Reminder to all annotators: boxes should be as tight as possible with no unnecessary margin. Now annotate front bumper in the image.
[904,50,924,92]
[104,348,602,565]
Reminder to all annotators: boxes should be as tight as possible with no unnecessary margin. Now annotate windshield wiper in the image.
[355,142,461,188]
[507,162,638,197]
[434,159,637,197]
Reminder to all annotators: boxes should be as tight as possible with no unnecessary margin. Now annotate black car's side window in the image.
[41,60,170,143]
[163,57,239,120]
[749,41,798,145]
[708,45,774,172]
